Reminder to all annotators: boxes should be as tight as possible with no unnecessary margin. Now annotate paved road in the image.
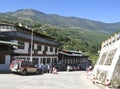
[0,71,101,89]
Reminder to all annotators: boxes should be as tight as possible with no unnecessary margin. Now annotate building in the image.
[0,22,59,71]
[93,33,120,86]
[58,50,89,70]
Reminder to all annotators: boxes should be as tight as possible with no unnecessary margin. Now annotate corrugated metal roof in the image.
[59,52,84,57]
[0,40,20,46]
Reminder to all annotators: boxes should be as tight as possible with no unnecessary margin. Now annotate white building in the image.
[93,33,120,86]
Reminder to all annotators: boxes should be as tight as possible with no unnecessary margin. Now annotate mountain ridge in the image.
[3,9,120,34]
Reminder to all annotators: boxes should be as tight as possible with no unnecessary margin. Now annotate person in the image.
[52,66,57,74]
[49,66,53,74]
[47,64,50,73]
[35,63,38,68]
[78,66,80,70]
[73,65,77,71]
[67,65,70,72]
[105,79,111,89]
[40,63,45,73]
[89,66,92,71]
[86,66,92,73]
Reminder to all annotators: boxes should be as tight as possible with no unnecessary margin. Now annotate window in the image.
[29,43,34,50]
[54,58,57,64]
[0,25,16,32]
[33,58,38,64]
[55,48,58,53]
[18,41,24,49]
[105,49,117,65]
[34,50,38,54]
[50,47,53,52]
[43,58,46,64]
[47,58,50,63]
[43,51,46,55]
[0,55,5,64]
[44,46,48,51]
[38,45,42,51]
[99,52,108,65]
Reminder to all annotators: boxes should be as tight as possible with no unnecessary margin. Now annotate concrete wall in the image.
[0,55,10,71]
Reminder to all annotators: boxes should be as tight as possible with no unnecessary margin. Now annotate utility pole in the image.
[30,28,34,62]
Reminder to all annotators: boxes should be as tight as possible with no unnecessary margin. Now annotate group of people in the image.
[36,63,58,74]
[67,65,81,72]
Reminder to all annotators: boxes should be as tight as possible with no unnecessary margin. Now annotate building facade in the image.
[0,23,59,71]
[93,33,120,86]
[58,50,89,70]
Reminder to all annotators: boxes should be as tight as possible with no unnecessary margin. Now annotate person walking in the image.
[53,66,58,74]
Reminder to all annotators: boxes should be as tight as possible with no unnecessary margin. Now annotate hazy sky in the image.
[0,0,119,23]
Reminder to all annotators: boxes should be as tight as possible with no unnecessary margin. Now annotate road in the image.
[0,71,101,89]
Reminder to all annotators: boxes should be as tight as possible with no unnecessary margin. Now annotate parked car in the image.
[10,59,41,75]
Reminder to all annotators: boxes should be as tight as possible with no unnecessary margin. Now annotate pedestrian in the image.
[53,66,57,74]
[67,65,70,72]
[105,79,111,89]
[47,64,50,73]
[50,67,53,74]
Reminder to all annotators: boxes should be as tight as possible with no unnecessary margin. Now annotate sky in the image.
[0,0,120,23]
